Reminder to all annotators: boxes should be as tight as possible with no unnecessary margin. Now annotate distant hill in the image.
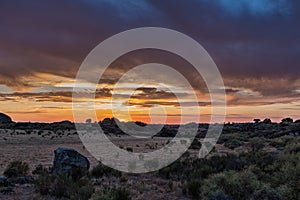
[0,113,13,123]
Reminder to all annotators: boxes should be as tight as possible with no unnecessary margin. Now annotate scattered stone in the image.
[53,147,90,179]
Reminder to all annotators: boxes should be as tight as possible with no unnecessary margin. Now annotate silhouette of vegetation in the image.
[35,173,94,199]
[4,161,29,178]
[0,118,299,199]
[91,187,131,200]
[91,163,121,178]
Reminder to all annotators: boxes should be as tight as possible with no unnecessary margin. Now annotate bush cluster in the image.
[4,161,29,178]
[158,136,299,200]
[91,187,131,200]
[35,173,94,199]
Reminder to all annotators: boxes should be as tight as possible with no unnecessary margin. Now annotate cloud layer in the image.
[0,0,299,122]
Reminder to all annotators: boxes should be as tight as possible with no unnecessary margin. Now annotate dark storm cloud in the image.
[0,88,112,102]
[147,0,300,78]
[123,100,211,108]
[100,49,209,94]
[0,0,299,101]
[0,0,161,88]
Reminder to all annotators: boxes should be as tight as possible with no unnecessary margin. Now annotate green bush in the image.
[34,173,94,199]
[201,170,262,200]
[4,161,29,178]
[186,178,202,199]
[209,190,232,200]
[269,136,294,148]
[284,142,300,154]
[91,163,121,178]
[250,138,266,151]
[32,164,50,175]
[270,153,300,199]
[224,139,244,149]
[249,188,284,200]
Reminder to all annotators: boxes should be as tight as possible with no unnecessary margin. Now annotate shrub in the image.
[126,147,133,152]
[201,170,262,200]
[186,178,202,199]
[224,139,244,149]
[281,117,293,123]
[240,151,276,171]
[262,118,272,124]
[113,188,131,200]
[92,187,131,200]
[249,188,284,200]
[209,190,232,200]
[284,142,300,154]
[4,161,29,178]
[217,136,231,144]
[189,139,202,149]
[32,164,50,175]
[207,154,246,172]
[91,163,121,178]
[250,138,266,151]
[253,119,261,123]
[269,153,300,199]
[35,173,94,199]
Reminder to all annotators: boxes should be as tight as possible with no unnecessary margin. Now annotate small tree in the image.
[253,119,261,123]
[262,118,272,124]
[281,117,293,123]
[85,119,92,124]
[250,138,265,152]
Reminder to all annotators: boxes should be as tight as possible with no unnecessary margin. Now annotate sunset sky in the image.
[0,0,299,123]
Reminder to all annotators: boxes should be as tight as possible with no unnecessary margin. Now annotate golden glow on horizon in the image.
[0,72,299,123]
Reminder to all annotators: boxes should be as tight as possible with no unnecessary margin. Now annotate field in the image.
[0,120,299,199]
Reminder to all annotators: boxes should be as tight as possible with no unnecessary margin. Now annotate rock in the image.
[0,186,14,195]
[7,176,34,185]
[0,113,12,123]
[0,176,9,187]
[53,148,90,180]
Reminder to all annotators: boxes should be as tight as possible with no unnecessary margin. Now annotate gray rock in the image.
[0,113,12,123]
[0,176,9,187]
[0,186,14,195]
[53,148,90,179]
[7,176,34,185]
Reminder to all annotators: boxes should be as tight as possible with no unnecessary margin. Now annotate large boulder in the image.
[53,148,90,180]
[0,113,12,123]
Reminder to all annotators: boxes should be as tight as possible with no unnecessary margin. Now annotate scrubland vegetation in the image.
[0,118,299,199]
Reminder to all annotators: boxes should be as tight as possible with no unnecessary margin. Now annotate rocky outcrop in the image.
[53,148,90,180]
[0,113,12,123]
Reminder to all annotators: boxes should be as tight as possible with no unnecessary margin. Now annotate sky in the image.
[0,0,299,123]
